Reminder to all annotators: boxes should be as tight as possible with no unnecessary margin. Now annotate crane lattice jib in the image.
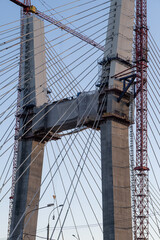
[9,0,104,51]
[135,0,149,239]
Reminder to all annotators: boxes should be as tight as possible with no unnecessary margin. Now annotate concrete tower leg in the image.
[101,121,132,240]
[100,0,135,239]
[10,15,47,240]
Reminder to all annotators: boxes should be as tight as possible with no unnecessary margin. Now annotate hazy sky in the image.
[0,0,159,239]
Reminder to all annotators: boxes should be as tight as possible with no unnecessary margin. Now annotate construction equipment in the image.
[9,0,104,51]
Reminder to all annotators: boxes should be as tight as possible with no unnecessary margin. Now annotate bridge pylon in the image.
[9,0,135,239]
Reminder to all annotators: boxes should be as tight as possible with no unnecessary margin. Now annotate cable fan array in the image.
[0,0,159,239]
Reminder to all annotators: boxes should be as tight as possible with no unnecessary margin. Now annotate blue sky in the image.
[0,0,159,239]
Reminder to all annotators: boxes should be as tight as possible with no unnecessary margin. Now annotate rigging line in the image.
[150,192,160,217]
[0,37,103,138]
[0,116,15,143]
[0,40,103,122]
[150,195,160,233]
[48,51,101,153]
[46,85,101,172]
[0,57,104,197]
[50,96,102,189]
[0,0,104,35]
[148,55,160,77]
[45,44,101,168]
[149,214,160,238]
[46,146,65,240]
[148,121,159,150]
[0,11,111,89]
[0,0,84,30]
[0,87,17,106]
[148,137,160,168]
[0,147,14,185]
[0,34,107,127]
[0,99,16,125]
[0,19,109,92]
[0,155,14,194]
[148,63,160,87]
[56,130,101,194]
[0,45,19,60]
[133,132,160,192]
[47,144,83,240]
[44,15,110,56]
[46,56,79,99]
[148,40,160,63]
[42,7,113,48]
[23,151,66,240]
[148,35,160,55]
[150,192,160,215]
[0,67,19,87]
[57,126,102,192]
[10,77,105,239]
[0,12,111,78]
[51,95,107,240]
[48,137,98,240]
[0,2,112,53]
[1,46,104,198]
[38,0,112,34]
[54,114,101,179]
[148,92,159,115]
[148,77,159,103]
[45,47,79,89]
[148,42,160,65]
[53,139,101,239]
[39,0,110,37]
[0,120,16,149]
[148,71,159,96]
[0,12,106,62]
[148,155,160,193]
[148,81,159,105]
[0,59,19,73]
[148,84,159,110]
[148,108,159,135]
[0,93,17,120]
[0,30,21,42]
[38,0,102,17]
[0,26,20,36]
[0,9,112,67]
[150,182,160,200]
[0,54,19,68]
[0,62,19,80]
[0,12,107,68]
[45,39,82,92]
[148,100,159,126]
[149,31,160,54]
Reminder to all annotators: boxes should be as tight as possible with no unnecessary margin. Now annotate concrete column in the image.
[10,15,47,240]
[101,121,132,240]
[100,0,134,239]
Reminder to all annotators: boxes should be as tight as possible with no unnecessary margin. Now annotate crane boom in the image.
[10,0,28,8]
[9,0,104,51]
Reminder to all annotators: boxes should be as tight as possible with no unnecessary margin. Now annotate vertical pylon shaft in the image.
[135,0,149,238]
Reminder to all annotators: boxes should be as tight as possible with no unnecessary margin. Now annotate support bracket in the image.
[117,74,136,102]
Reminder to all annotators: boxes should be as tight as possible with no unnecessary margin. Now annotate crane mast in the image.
[134,0,149,239]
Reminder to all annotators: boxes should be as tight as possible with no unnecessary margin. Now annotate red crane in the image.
[10,0,104,51]
[134,0,149,239]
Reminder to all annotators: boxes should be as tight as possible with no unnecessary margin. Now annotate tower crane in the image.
[10,0,104,51]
